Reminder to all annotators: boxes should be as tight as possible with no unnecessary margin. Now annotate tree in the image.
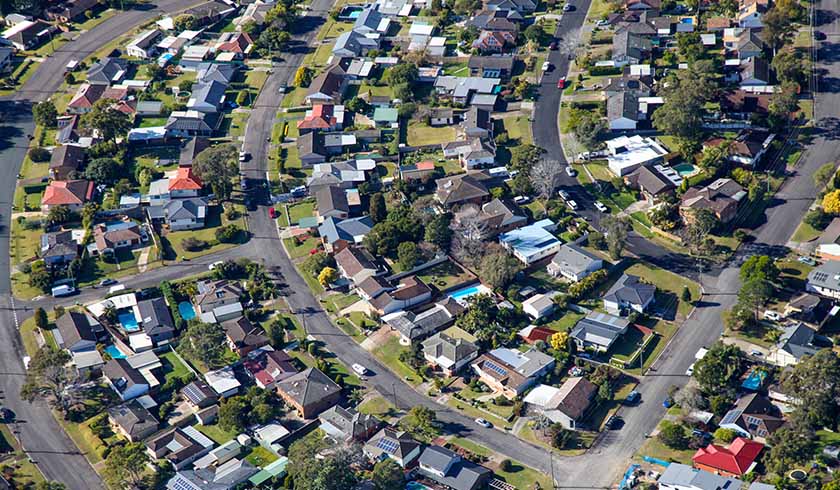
[598,381,613,402]
[103,442,150,489]
[824,189,840,215]
[573,111,607,150]
[32,100,58,128]
[218,396,250,433]
[531,159,563,212]
[740,255,779,284]
[653,66,717,156]
[318,266,338,287]
[676,32,704,62]
[303,252,334,277]
[674,384,706,411]
[680,286,691,303]
[658,421,688,449]
[215,224,242,243]
[549,331,569,351]
[402,406,437,438]
[601,215,630,260]
[813,162,836,189]
[178,321,227,369]
[294,66,314,87]
[768,82,799,128]
[479,250,518,289]
[34,307,48,330]
[397,242,419,270]
[425,214,453,250]
[145,63,165,82]
[369,192,386,223]
[683,209,718,256]
[81,99,131,142]
[371,459,404,490]
[781,349,840,430]
[765,426,816,475]
[693,342,743,394]
[173,14,198,31]
[29,261,52,292]
[386,64,419,87]
[549,423,576,449]
[523,23,547,44]
[772,49,806,85]
[761,0,802,49]
[713,428,738,443]
[256,26,291,57]
[509,144,545,173]
[47,205,72,226]
[345,96,368,115]
[20,347,83,414]
[84,158,122,185]
[193,144,238,200]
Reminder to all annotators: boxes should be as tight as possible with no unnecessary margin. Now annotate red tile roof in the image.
[417,160,436,171]
[297,104,337,130]
[521,326,554,343]
[41,180,94,206]
[168,166,202,191]
[217,32,253,53]
[692,438,764,476]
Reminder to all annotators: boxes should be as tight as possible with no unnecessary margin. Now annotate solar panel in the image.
[719,409,742,426]
[484,360,508,377]
[377,438,399,454]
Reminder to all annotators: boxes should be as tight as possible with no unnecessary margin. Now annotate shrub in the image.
[658,421,688,449]
[714,427,738,443]
[181,237,208,252]
[499,459,513,472]
[28,147,50,162]
[588,66,622,76]
[215,224,242,243]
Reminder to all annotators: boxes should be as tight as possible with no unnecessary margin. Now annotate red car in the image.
[557,77,566,89]
[268,207,277,219]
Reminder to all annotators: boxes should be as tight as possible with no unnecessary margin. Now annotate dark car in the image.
[605,415,622,430]
[815,31,827,41]
[549,41,558,50]
[626,391,641,404]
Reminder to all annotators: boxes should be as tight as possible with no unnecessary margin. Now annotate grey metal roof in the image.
[807,260,840,291]
[778,322,820,360]
[197,63,237,85]
[86,57,126,84]
[659,463,743,490]
[603,274,656,306]
[422,333,478,364]
[163,197,209,220]
[550,243,603,276]
[570,312,630,348]
[318,216,373,245]
[137,297,175,337]
[417,446,492,490]
[191,80,227,109]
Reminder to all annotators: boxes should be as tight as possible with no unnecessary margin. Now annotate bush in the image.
[658,421,688,449]
[714,428,738,443]
[215,224,242,243]
[181,237,208,252]
[499,459,513,472]
[28,147,50,162]
[588,65,623,76]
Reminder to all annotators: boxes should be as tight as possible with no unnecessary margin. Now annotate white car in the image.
[541,61,552,72]
[567,200,579,210]
[763,310,781,321]
[475,418,492,428]
[685,363,695,376]
[594,201,608,212]
[513,195,531,204]
[565,166,577,177]
[558,190,570,200]
[352,363,368,375]
[238,151,248,162]
[208,261,224,271]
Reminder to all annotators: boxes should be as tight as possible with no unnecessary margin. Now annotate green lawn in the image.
[244,70,269,92]
[791,220,822,243]
[58,416,107,465]
[358,82,393,99]
[284,236,321,260]
[371,335,422,386]
[196,423,238,445]
[501,115,533,145]
[358,395,397,419]
[416,260,474,292]
[324,293,360,313]
[137,116,168,128]
[160,350,191,381]
[287,200,315,224]
[245,445,279,467]
[625,262,700,318]
[407,122,456,147]
[449,438,554,490]
[161,205,248,260]
[10,219,42,266]
[281,87,307,109]
[635,421,695,465]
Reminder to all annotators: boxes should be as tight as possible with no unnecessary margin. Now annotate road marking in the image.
[9,296,19,330]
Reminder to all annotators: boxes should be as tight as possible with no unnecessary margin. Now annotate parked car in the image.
[541,61,552,72]
[626,391,641,404]
[209,261,224,271]
[565,166,576,177]
[51,284,75,297]
[763,310,781,321]
[798,256,816,266]
[557,77,566,89]
[685,363,695,376]
[605,415,622,430]
[567,200,579,210]
[352,363,368,375]
[239,151,249,162]
[594,201,608,212]
[513,195,531,204]
[563,3,574,11]
[750,349,764,357]
[596,19,610,26]
[278,85,288,93]
[99,278,117,287]
[549,41,558,50]
[269,207,278,219]
[475,418,492,428]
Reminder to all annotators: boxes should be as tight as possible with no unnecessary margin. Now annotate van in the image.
[51,284,75,297]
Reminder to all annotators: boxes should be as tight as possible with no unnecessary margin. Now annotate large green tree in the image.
[693,342,743,395]
[601,215,630,260]
[371,458,404,490]
[288,434,358,490]
[177,321,227,369]
[781,349,840,430]
[102,442,150,489]
[32,100,58,128]
[81,99,131,143]
[193,144,238,200]
[478,250,519,289]
[85,158,123,185]
[20,347,83,414]
[653,66,718,156]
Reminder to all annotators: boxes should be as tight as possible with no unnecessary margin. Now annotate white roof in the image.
[701,33,716,45]
[156,17,175,30]
[254,423,290,444]
[182,45,211,59]
[205,366,241,395]
[523,384,561,407]
[178,30,202,40]
[629,64,652,76]
[605,135,669,175]
[73,350,104,369]
[148,178,170,196]
[182,426,215,449]
[374,56,399,65]
[128,127,167,142]
[2,20,35,39]
[87,292,137,317]
[135,395,158,409]
[818,243,840,257]
[409,21,434,36]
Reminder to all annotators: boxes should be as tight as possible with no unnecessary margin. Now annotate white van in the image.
[51,284,75,297]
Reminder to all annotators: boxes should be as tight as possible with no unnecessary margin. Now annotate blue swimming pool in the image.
[405,483,431,490]
[448,283,492,303]
[105,344,127,359]
[178,301,196,321]
[741,368,767,391]
[117,310,140,332]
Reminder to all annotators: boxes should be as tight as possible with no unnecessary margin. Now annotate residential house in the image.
[472,30,515,54]
[738,2,764,28]
[334,246,383,285]
[467,9,523,31]
[603,274,656,315]
[107,402,159,442]
[706,131,774,167]
[442,138,496,170]
[243,349,298,390]
[499,219,562,265]
[363,428,422,468]
[719,393,784,441]
[570,312,631,352]
[806,260,840,299]
[324,133,358,154]
[607,91,641,131]
[430,108,455,126]
[680,178,746,224]
[183,0,236,27]
[297,104,345,134]
[308,159,370,190]
[222,316,269,356]
[739,57,774,93]
[148,197,210,231]
[735,30,766,59]
[54,311,103,353]
[603,76,652,97]
[127,29,162,58]
[46,0,99,22]
[353,6,391,34]
[40,229,81,268]
[188,80,227,114]
[384,298,465,343]
[707,16,731,31]
[612,30,652,66]
[165,110,221,137]
[67,84,128,114]
[522,378,598,429]
[146,427,214,470]
[372,107,399,128]
[169,166,203,197]
[179,137,210,167]
[205,366,241,398]
[315,185,351,221]
[216,31,253,55]
[40,179,94,212]
[297,132,328,166]
[722,90,771,119]
[624,0,660,8]
[624,164,682,201]
[368,276,433,315]
[91,221,142,256]
[182,380,219,410]
[462,198,527,239]
[103,358,150,401]
[471,347,555,399]
[136,297,176,345]
[197,63,237,85]
[422,332,479,375]
[468,55,515,80]
[87,58,128,86]
[194,280,243,322]
[319,406,382,443]
[164,460,258,490]
[332,29,379,58]
[605,135,669,177]
[485,0,536,12]
[658,463,745,490]
[417,445,493,490]
[435,173,491,208]
[522,292,557,320]
[434,76,500,105]
[461,107,493,140]
[49,144,85,180]
[306,63,348,105]
[547,243,604,282]
[1,20,53,50]
[767,322,822,366]
[692,438,764,478]
[318,216,374,253]
[276,367,342,418]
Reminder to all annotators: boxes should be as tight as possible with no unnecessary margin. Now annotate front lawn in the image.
[371,335,422,386]
[625,262,700,318]
[10,219,42,266]
[407,122,456,147]
[283,236,321,260]
[161,204,248,260]
[448,438,554,490]
[287,200,315,224]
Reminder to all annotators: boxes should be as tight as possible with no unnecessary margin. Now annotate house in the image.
[692,438,764,477]
[197,63,237,85]
[87,58,128,86]
[735,30,766,59]
[467,9,522,31]
[570,311,631,352]
[306,63,348,105]
[308,160,370,190]
[297,132,328,166]
[739,57,774,93]
[222,317,269,356]
[607,91,641,131]
[719,393,784,441]
[333,30,379,58]
[499,219,562,265]
[603,274,656,315]
[807,260,840,299]
[127,29,162,58]
[165,460,258,490]
[205,366,241,398]
[658,463,744,490]
[335,246,383,285]
[624,0,660,9]
[485,0,536,12]
[430,108,455,126]
[522,293,558,320]
[463,198,527,239]
[194,280,243,322]
[179,137,209,167]
[707,131,775,167]
[49,144,85,180]
[136,297,176,345]
[316,185,351,221]
[605,135,669,176]
[40,229,82,268]
[324,133,357,154]
[318,216,374,253]
[523,378,598,429]
[103,358,150,401]
[434,76,500,105]
[188,80,227,114]
[165,110,221,137]
[319,406,382,443]
[471,347,555,398]
[383,298,465,343]
[91,221,143,256]
[738,2,764,28]
[722,90,771,119]
[680,178,746,224]
[40,180,94,212]
[767,322,821,366]
[547,243,604,282]
[107,402,159,442]
[472,30,515,54]
[422,332,479,375]
[435,173,491,208]
[468,55,515,80]
[353,6,391,34]
[146,427,214,470]
[243,350,298,389]
[518,324,555,344]
[297,104,344,134]
[624,164,682,201]
[442,138,496,169]
[461,107,493,140]
[603,76,652,97]
[180,45,213,70]
[148,197,210,231]
[417,446,493,490]
[612,30,652,66]
[67,83,127,114]
[182,380,219,409]
[46,0,99,22]
[169,166,203,197]
[368,276,433,315]
[363,428,422,468]
[2,20,53,50]
[275,367,342,418]
[54,311,103,353]
[372,107,399,128]
[216,31,253,54]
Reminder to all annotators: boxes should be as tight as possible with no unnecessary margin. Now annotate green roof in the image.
[373,107,399,122]
[249,457,289,486]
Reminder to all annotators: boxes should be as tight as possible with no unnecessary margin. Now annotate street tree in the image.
[601,215,630,260]
[693,342,743,395]
[402,406,437,438]
[768,82,800,129]
[193,144,238,200]
[81,99,131,143]
[824,189,840,215]
[32,100,58,128]
[683,209,718,256]
[20,347,83,414]
[573,111,607,150]
[813,162,836,189]
[531,158,563,212]
[772,48,806,85]
[34,307,48,330]
[294,66,314,87]
[103,442,150,489]
[738,278,774,318]
[740,255,779,284]
[173,14,198,31]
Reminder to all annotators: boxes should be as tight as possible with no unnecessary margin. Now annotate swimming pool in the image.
[448,283,492,304]
[117,309,140,332]
[741,368,767,391]
[405,483,431,490]
[673,163,697,176]
[178,301,196,321]
[104,344,127,359]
